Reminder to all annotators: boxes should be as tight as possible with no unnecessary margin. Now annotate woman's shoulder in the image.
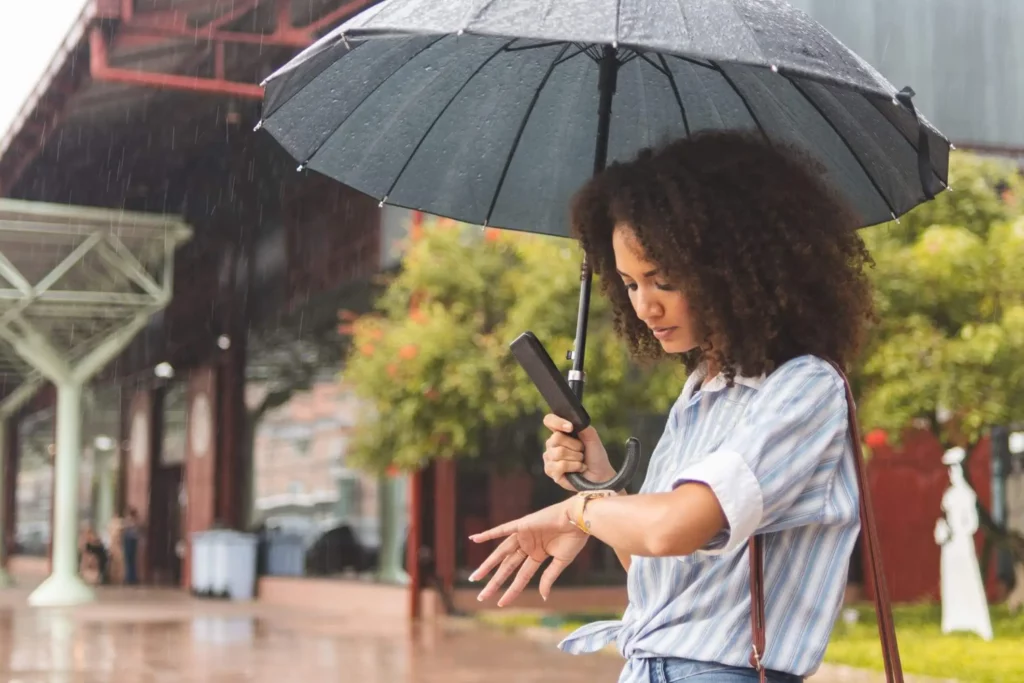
[764,354,846,392]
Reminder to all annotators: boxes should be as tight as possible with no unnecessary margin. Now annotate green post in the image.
[377,472,409,584]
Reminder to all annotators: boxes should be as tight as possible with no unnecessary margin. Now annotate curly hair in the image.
[570,131,875,383]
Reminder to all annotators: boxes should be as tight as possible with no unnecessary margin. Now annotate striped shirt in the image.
[558,355,861,680]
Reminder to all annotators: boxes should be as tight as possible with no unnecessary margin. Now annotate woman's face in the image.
[612,224,700,354]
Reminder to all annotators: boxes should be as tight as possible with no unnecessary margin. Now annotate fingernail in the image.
[563,422,572,431]
[541,594,547,602]
[477,593,484,602]
[468,575,477,582]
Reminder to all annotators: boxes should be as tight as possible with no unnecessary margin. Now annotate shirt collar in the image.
[682,361,765,401]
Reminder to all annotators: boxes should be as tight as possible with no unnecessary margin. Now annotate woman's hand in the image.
[541,414,615,491]
[468,499,587,607]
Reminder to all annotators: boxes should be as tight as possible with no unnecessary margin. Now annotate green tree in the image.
[342,220,681,473]
[855,151,1024,566]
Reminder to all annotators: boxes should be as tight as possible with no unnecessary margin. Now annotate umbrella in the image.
[258,0,951,490]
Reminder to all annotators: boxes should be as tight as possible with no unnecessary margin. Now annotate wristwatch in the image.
[569,489,617,535]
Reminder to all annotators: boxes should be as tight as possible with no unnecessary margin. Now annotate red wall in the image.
[864,429,996,603]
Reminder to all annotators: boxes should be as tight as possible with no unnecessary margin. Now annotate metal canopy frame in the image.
[0,198,191,604]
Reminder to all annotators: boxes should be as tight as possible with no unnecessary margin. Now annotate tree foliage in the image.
[342,220,681,472]
[855,152,1024,448]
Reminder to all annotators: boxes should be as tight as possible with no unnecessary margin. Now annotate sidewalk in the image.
[0,584,622,682]
[0,583,956,682]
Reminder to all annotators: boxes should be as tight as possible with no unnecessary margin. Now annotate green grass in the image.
[478,603,1024,683]
[825,603,1024,683]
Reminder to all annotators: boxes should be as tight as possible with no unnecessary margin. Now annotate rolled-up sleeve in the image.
[672,356,849,555]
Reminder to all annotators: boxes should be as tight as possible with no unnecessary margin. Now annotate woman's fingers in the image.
[538,557,571,601]
[497,555,543,607]
[542,413,576,435]
[545,432,584,453]
[468,535,519,583]
[544,459,587,489]
[468,519,519,544]
[477,548,526,603]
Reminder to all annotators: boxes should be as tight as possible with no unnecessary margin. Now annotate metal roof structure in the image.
[0,198,191,411]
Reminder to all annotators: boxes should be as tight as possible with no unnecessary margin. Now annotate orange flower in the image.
[387,363,398,377]
[369,328,384,341]
[484,227,502,242]
[360,343,375,357]
[864,429,888,450]
[399,344,419,360]
[410,309,428,324]
[338,309,359,322]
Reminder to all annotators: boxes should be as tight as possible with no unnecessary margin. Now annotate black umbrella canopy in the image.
[261,0,950,237]
[258,0,951,493]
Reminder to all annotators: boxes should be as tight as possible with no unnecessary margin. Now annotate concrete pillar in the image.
[377,472,409,584]
[28,382,93,606]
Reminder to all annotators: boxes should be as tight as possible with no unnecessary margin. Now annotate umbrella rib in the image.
[382,37,520,202]
[300,35,448,166]
[864,97,947,189]
[709,60,770,143]
[785,76,899,220]
[484,42,573,227]
[665,53,715,70]
[656,54,691,138]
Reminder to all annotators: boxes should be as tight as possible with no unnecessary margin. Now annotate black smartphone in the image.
[509,331,590,432]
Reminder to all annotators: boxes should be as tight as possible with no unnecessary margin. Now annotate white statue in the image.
[933,447,993,641]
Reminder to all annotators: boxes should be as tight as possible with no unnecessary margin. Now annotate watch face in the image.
[131,411,148,468]
[190,393,212,457]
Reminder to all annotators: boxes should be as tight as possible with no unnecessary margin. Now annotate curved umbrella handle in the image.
[566,436,641,492]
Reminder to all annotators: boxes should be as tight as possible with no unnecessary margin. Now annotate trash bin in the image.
[222,531,258,601]
[190,530,219,596]
[191,530,258,600]
[263,532,306,577]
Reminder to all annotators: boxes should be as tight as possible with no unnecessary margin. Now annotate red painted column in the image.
[1,418,18,570]
[433,458,457,598]
[125,391,154,582]
[182,367,218,588]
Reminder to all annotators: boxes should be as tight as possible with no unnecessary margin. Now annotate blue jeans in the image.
[644,658,804,683]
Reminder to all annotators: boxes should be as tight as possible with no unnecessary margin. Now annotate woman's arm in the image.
[575,483,727,558]
[603,491,635,571]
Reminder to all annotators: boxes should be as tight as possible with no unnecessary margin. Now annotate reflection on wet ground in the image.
[0,585,623,682]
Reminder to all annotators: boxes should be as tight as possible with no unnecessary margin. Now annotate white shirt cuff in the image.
[672,449,763,556]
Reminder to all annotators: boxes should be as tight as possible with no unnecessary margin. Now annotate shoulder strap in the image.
[748,363,903,683]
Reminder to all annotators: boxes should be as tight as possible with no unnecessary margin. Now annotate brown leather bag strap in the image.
[748,363,904,683]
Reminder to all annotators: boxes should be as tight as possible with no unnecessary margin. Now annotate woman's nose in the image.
[635,289,663,321]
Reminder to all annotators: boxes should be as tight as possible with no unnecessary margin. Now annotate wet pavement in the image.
[0,584,946,683]
[0,584,622,682]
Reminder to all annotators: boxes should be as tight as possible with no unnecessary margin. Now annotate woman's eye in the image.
[655,282,675,291]
[624,282,638,292]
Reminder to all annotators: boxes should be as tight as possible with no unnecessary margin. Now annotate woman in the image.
[469,132,875,682]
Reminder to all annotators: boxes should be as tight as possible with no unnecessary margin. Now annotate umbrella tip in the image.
[770,64,778,73]
[297,163,307,172]
[253,120,263,132]
[379,195,389,208]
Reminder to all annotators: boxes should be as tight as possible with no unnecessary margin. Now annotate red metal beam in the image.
[304,0,378,34]
[89,27,264,99]
[122,0,311,48]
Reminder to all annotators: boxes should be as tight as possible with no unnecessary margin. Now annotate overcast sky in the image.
[0,1,88,140]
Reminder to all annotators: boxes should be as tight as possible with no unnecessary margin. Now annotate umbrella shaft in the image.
[570,45,619,399]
